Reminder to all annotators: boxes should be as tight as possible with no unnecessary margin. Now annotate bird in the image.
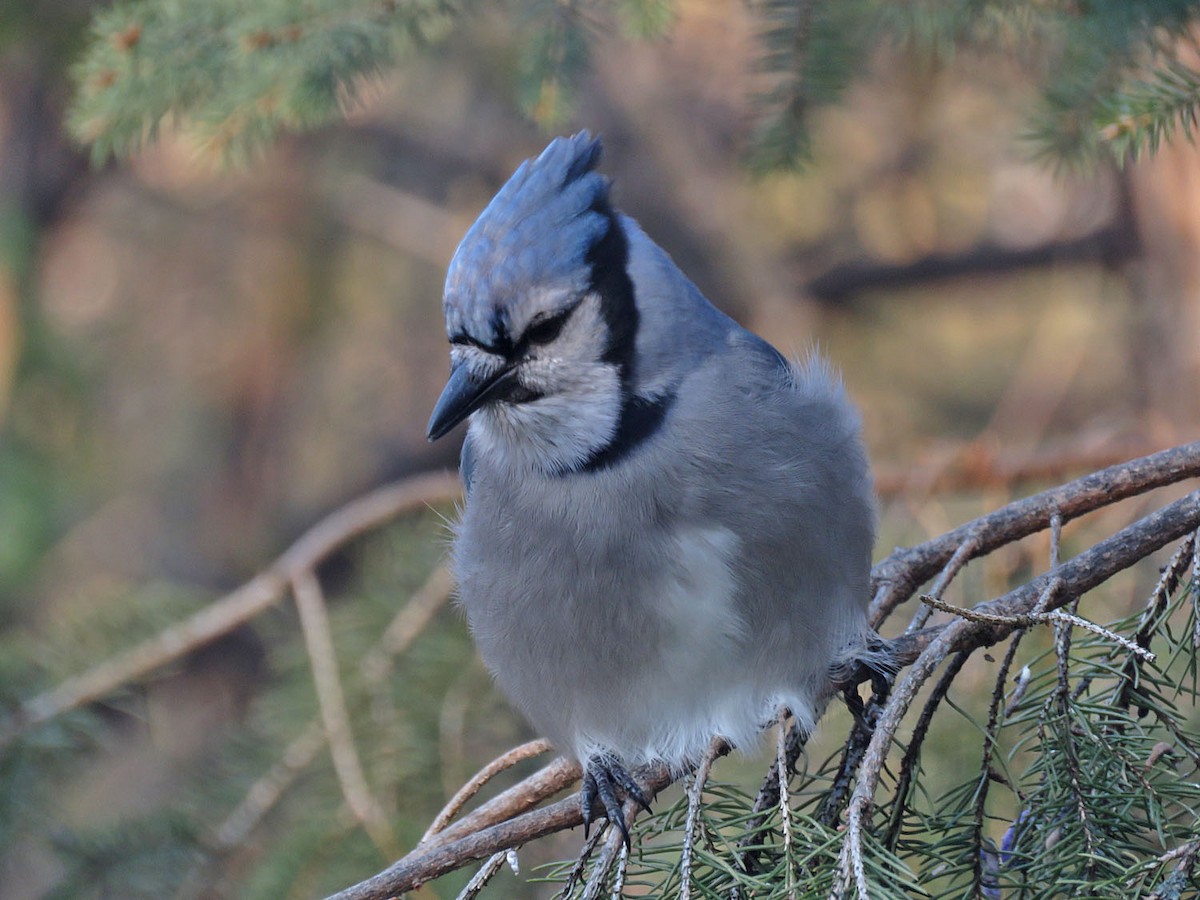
[426,132,880,846]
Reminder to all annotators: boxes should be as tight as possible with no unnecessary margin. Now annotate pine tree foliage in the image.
[67,0,1200,166]
[68,0,456,163]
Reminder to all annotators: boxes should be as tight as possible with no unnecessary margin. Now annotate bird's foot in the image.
[834,633,897,728]
[581,753,652,848]
[863,634,896,702]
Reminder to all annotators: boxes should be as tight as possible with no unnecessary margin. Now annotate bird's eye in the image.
[523,308,572,346]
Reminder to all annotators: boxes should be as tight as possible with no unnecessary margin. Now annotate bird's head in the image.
[426,132,643,475]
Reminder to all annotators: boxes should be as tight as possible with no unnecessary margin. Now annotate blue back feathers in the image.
[444,132,613,346]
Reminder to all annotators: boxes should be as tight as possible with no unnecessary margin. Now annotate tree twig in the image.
[293,569,396,855]
[875,490,1200,670]
[327,762,675,900]
[0,471,462,748]
[869,441,1200,627]
[177,563,455,896]
[680,738,721,900]
[455,851,510,900]
[918,594,1157,662]
[422,739,554,843]
[555,824,608,900]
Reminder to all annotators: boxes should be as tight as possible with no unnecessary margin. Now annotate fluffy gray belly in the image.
[454,509,771,766]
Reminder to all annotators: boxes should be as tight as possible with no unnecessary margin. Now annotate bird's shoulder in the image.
[676,326,850,433]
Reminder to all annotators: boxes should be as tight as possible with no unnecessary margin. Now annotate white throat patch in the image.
[467,293,625,475]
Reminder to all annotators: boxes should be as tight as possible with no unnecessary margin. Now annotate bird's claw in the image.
[581,754,651,848]
[838,634,896,728]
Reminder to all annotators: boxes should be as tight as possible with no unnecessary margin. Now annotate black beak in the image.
[426,361,518,441]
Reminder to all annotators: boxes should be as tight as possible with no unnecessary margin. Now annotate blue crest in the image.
[444,132,613,345]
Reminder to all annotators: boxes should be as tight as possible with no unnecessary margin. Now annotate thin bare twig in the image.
[1114,531,1198,710]
[882,649,971,851]
[905,532,981,634]
[1192,528,1200,649]
[361,563,455,815]
[361,563,457,687]
[681,739,721,900]
[1051,615,1099,881]
[423,756,585,850]
[737,718,806,876]
[610,842,628,900]
[1145,839,1200,899]
[214,718,327,851]
[0,471,462,748]
[971,636,1021,894]
[582,816,628,900]
[178,563,455,897]
[870,441,1200,627]
[919,594,1157,662]
[881,491,1200,669]
[455,851,510,900]
[293,570,396,855]
[776,716,796,900]
[423,739,554,843]
[555,825,608,900]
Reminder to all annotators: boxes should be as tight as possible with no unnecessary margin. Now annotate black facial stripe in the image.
[576,390,676,473]
[513,300,578,348]
[489,307,515,356]
[584,201,638,382]
[449,333,489,351]
[449,320,515,357]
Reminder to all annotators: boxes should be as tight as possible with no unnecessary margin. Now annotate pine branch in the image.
[837,489,1200,897]
[869,440,1200,626]
[69,0,457,163]
[1098,59,1200,162]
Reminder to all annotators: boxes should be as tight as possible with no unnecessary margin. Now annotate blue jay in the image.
[427,133,878,844]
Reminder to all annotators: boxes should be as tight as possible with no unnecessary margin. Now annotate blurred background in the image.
[2,0,1199,897]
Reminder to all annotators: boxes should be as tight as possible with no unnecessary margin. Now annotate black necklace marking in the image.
[577,390,676,473]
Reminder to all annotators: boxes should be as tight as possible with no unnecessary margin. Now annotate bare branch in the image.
[0,471,462,748]
[870,441,1200,626]
[423,756,584,850]
[904,532,980,634]
[455,851,510,900]
[361,563,457,688]
[422,739,554,843]
[918,594,1157,661]
[555,825,607,900]
[680,738,721,900]
[878,489,1200,669]
[580,830,628,900]
[213,719,327,851]
[1145,839,1200,899]
[328,763,676,900]
[293,570,396,855]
